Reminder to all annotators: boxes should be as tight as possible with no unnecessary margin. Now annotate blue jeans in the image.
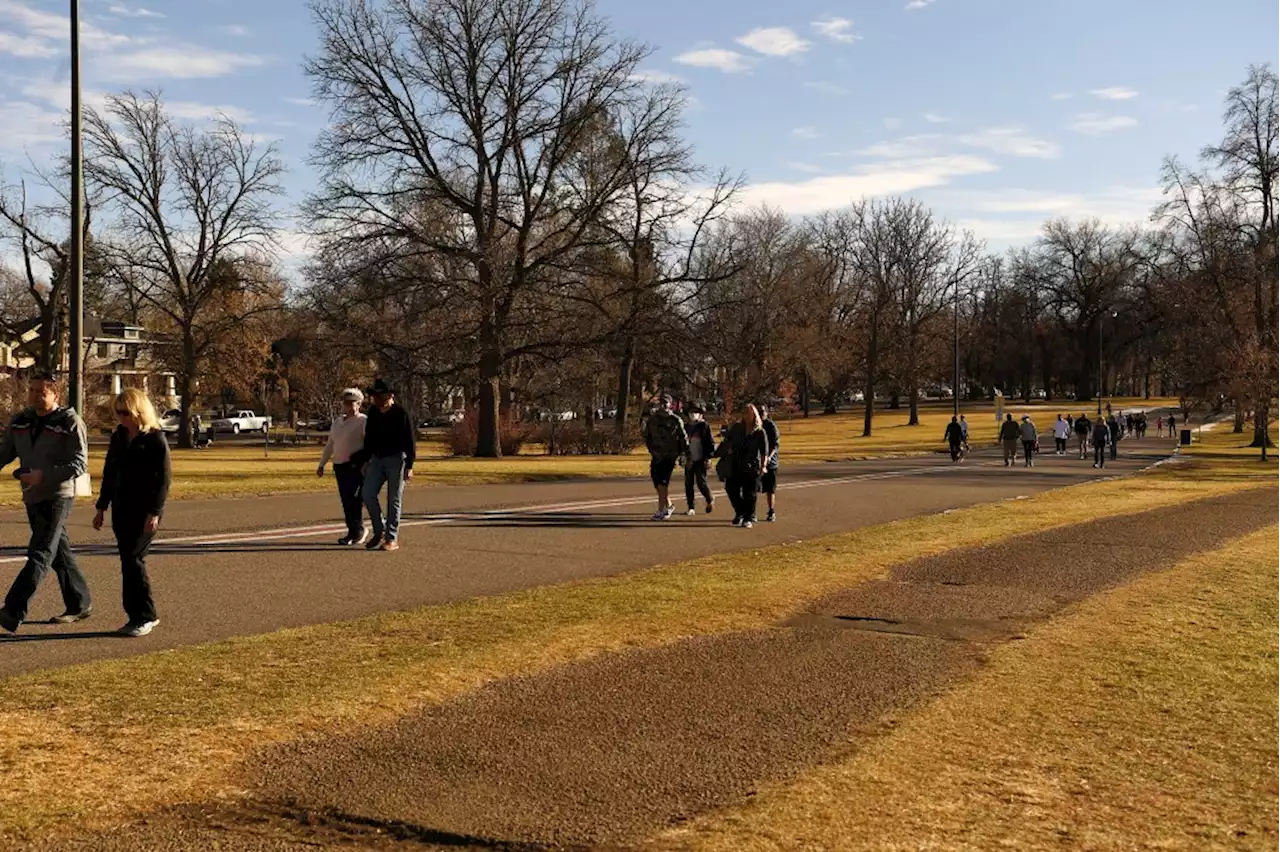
[363,454,407,541]
[4,497,91,622]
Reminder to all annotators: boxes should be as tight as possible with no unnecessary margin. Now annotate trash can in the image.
[1180,429,1192,446]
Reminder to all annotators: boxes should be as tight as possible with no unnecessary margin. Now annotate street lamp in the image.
[68,0,85,414]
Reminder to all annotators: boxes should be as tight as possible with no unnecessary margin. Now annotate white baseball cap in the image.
[341,387,364,402]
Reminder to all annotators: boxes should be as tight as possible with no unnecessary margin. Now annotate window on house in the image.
[97,343,109,358]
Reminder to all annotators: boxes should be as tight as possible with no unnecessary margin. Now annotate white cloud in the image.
[857,134,944,159]
[166,101,255,124]
[958,126,1060,159]
[791,126,821,140]
[673,48,752,73]
[220,24,251,37]
[0,0,135,52]
[811,17,859,44]
[785,161,824,173]
[1068,113,1138,135]
[631,69,685,85]
[804,81,849,96]
[905,0,937,9]
[0,31,58,58]
[923,112,949,124]
[282,96,318,107]
[108,4,164,18]
[740,155,998,216]
[943,186,1165,244]
[97,45,266,80]
[883,117,902,130]
[736,27,810,57]
[0,99,65,152]
[1090,86,1138,101]
[1050,93,1073,101]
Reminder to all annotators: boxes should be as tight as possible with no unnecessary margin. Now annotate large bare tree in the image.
[82,91,286,447]
[305,0,673,456]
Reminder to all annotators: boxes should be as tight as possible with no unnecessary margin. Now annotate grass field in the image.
[0,416,1268,844]
[0,397,1188,507]
[649,524,1278,851]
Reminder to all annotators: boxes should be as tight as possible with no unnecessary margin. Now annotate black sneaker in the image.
[50,608,92,624]
[705,501,714,514]
[365,533,384,550]
[0,608,18,634]
[766,510,776,522]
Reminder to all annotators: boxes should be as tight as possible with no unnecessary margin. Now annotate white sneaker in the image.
[685,508,696,516]
[119,619,159,637]
[742,520,753,529]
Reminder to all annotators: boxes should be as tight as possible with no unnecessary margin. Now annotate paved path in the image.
[0,442,1173,678]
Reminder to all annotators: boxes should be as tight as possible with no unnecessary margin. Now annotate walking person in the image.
[0,370,92,634]
[1156,416,1164,438]
[317,388,368,545]
[718,404,769,528]
[356,379,415,551]
[760,404,780,521]
[999,413,1020,467]
[1092,417,1111,468]
[959,414,970,455]
[682,402,716,515]
[1019,415,1038,467]
[642,394,688,521]
[1075,413,1092,459]
[1107,413,1121,461]
[92,388,171,637]
[1052,414,1070,455]
[944,415,964,462]
[1167,412,1178,442]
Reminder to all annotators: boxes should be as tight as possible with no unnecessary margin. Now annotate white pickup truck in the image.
[211,409,272,434]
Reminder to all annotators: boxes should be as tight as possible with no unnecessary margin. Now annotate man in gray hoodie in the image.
[0,371,92,633]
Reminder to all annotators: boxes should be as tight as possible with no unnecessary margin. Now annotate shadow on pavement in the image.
[0,630,127,643]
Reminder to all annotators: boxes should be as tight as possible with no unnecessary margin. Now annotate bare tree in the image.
[305,0,670,456]
[81,91,286,447]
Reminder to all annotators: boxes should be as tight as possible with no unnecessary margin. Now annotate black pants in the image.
[1055,437,1067,453]
[333,462,365,538]
[1023,440,1036,465]
[113,511,157,624]
[949,441,962,461]
[725,473,759,521]
[4,497,91,622]
[684,459,713,508]
[1095,444,1107,466]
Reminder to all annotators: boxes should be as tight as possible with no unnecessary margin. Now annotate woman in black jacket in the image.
[93,388,172,637]
[717,404,769,529]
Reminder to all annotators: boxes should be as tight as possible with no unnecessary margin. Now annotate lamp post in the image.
[68,0,85,414]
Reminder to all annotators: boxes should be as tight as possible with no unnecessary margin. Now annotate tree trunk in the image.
[177,332,197,449]
[1250,400,1274,451]
[475,311,503,457]
[1233,401,1246,434]
[862,322,878,437]
[800,366,810,417]
[613,341,634,435]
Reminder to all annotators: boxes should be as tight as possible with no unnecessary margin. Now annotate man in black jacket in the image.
[357,379,415,552]
[682,402,716,515]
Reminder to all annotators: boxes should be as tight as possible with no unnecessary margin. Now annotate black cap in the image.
[368,378,396,396]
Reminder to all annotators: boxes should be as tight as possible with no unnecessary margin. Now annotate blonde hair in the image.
[742,403,763,432]
[115,388,161,433]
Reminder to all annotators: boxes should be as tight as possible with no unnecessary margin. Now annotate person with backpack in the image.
[682,402,716,516]
[717,404,769,528]
[642,394,688,521]
[1019,415,1038,467]
[1092,417,1111,468]
[999,413,1020,467]
[759,404,780,522]
[944,415,965,462]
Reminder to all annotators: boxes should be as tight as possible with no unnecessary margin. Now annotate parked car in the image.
[211,410,272,434]
[160,409,182,433]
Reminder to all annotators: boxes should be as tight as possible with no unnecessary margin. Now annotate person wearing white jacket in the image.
[317,388,369,545]
[1052,414,1071,455]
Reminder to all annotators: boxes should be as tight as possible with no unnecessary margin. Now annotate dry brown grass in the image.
[648,524,1279,852]
[0,444,1266,843]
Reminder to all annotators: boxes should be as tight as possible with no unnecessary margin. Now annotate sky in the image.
[0,0,1277,269]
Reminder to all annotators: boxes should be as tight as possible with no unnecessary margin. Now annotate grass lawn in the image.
[0,397,1186,507]
[649,523,1278,851]
[0,416,1267,844]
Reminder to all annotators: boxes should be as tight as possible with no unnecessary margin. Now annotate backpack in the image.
[645,411,687,458]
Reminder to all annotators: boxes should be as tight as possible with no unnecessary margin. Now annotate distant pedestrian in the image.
[944,415,964,462]
[1107,414,1120,461]
[0,370,92,634]
[191,413,208,449]
[1168,413,1178,440]
[682,402,716,515]
[356,378,416,551]
[1092,418,1111,467]
[1074,413,1092,459]
[719,404,768,528]
[760,404,780,521]
[642,394,688,521]
[1019,416,1038,467]
[999,413,1020,467]
[1052,414,1070,455]
[959,414,970,451]
[1156,416,1164,437]
[317,388,369,545]
[92,388,171,637]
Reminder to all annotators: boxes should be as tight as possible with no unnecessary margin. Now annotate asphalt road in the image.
[0,441,1173,678]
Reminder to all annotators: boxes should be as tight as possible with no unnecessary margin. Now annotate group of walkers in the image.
[980,406,1170,470]
[642,396,780,529]
[0,372,170,637]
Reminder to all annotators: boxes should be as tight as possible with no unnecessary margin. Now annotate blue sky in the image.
[1,0,1277,261]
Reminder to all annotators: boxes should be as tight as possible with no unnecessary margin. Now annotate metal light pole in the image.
[953,281,960,418]
[68,0,85,413]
